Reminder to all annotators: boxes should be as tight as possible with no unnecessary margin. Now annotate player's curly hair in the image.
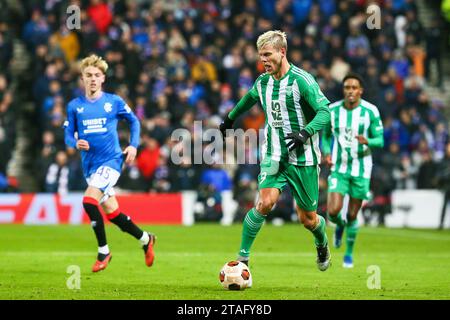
[343,72,365,88]
[79,54,108,74]
[256,30,287,51]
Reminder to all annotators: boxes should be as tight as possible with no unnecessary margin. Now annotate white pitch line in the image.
[359,228,450,241]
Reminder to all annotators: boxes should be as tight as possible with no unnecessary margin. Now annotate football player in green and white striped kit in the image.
[220,30,331,272]
[322,73,384,268]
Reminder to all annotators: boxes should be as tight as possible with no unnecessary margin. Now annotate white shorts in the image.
[86,166,121,204]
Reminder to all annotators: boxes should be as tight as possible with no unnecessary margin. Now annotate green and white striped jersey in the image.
[235,64,330,166]
[324,99,384,179]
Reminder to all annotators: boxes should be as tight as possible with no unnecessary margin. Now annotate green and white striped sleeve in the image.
[228,84,259,121]
[367,108,384,149]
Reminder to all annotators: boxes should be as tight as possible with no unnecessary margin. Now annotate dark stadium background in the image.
[0,0,449,228]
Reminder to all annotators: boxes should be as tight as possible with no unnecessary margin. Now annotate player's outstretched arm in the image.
[219,114,234,139]
[219,90,258,139]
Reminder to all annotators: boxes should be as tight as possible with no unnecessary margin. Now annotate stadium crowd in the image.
[0,0,449,222]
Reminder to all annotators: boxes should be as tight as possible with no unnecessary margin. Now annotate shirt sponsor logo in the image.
[82,118,107,134]
[340,127,354,148]
[271,101,283,128]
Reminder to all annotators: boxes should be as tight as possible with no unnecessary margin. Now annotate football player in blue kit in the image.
[64,55,156,272]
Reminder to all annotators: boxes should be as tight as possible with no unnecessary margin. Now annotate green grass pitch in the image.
[0,223,449,300]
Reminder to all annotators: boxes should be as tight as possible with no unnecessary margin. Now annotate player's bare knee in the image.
[302,216,316,230]
[101,202,117,215]
[101,204,112,215]
[328,203,342,216]
[256,199,275,215]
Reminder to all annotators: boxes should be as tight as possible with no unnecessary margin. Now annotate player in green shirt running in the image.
[220,30,331,272]
[322,73,384,268]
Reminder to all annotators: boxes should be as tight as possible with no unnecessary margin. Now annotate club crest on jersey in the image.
[104,102,112,113]
[76,107,84,114]
[285,87,292,97]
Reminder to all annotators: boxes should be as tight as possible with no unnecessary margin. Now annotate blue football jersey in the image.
[64,92,140,178]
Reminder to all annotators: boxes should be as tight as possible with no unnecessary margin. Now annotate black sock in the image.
[109,213,144,240]
[83,200,107,247]
[97,252,110,261]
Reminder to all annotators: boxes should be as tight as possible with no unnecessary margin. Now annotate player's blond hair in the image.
[256,30,288,51]
[79,54,108,74]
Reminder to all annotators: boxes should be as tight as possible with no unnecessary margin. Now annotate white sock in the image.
[139,232,150,246]
[98,245,109,255]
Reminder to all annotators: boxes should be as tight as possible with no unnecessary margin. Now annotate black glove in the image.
[219,114,234,139]
[284,129,310,152]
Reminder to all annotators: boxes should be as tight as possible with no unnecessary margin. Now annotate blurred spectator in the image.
[191,55,218,83]
[330,56,350,82]
[118,159,148,192]
[200,162,232,194]
[381,142,403,190]
[0,172,9,192]
[292,0,313,27]
[388,49,410,80]
[433,122,449,161]
[87,0,113,35]
[171,156,199,191]
[438,142,450,229]
[406,44,426,79]
[152,155,171,192]
[44,150,69,194]
[383,115,411,153]
[405,9,423,44]
[345,20,370,59]
[22,9,50,51]
[67,152,87,191]
[232,172,257,222]
[0,31,13,72]
[425,19,443,87]
[49,24,80,63]
[0,75,15,175]
[417,150,438,189]
[242,106,265,132]
[136,133,160,189]
[393,153,417,189]
[196,159,232,222]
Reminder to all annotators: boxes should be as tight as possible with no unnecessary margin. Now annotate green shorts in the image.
[327,171,371,200]
[258,158,319,211]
